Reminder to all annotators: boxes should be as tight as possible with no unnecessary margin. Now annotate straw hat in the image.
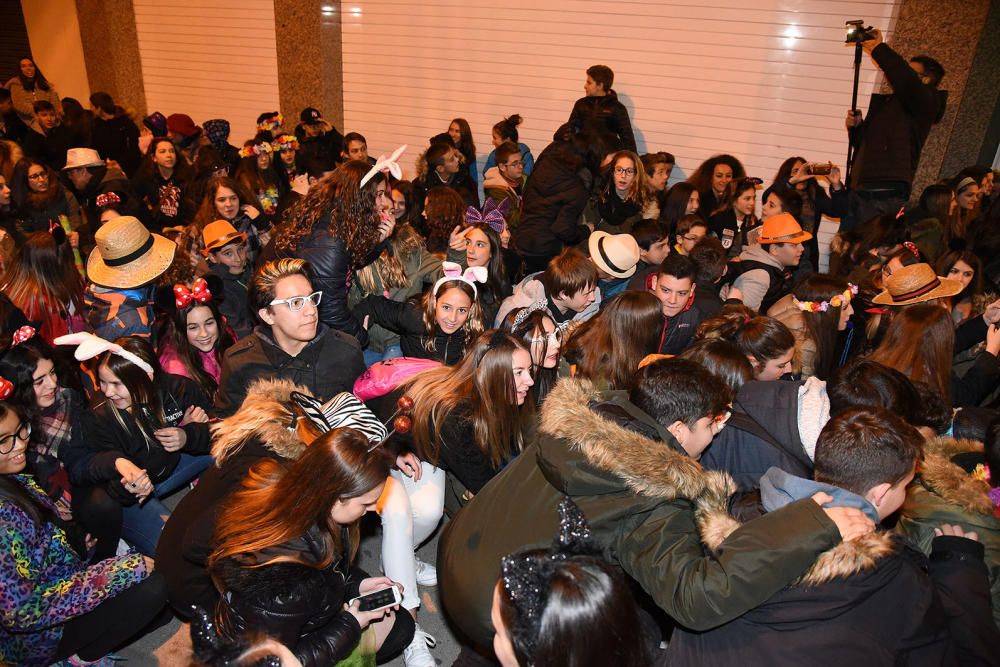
[87,216,176,289]
[588,231,640,279]
[62,148,104,171]
[757,213,813,245]
[872,262,963,306]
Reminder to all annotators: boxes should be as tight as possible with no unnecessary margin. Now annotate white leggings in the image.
[379,462,446,610]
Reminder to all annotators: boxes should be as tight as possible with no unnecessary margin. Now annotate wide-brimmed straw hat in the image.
[588,231,640,279]
[872,262,963,306]
[757,213,813,244]
[87,216,176,289]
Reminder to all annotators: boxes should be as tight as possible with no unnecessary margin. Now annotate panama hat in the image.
[62,148,103,170]
[87,216,176,289]
[757,213,813,244]
[588,231,641,279]
[872,262,963,306]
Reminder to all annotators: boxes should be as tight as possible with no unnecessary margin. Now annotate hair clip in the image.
[54,332,155,375]
[360,144,407,188]
[174,277,212,309]
[895,206,906,220]
[12,326,35,346]
[434,261,488,299]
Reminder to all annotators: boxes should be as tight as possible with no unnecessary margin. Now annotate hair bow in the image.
[360,145,407,188]
[95,192,121,208]
[0,376,13,400]
[12,326,36,346]
[54,332,155,375]
[434,261,487,299]
[465,197,510,234]
[174,278,212,309]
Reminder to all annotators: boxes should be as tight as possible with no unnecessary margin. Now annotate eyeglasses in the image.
[503,160,523,168]
[269,291,322,312]
[28,172,48,181]
[529,331,561,345]
[682,234,706,242]
[614,167,637,176]
[0,420,31,455]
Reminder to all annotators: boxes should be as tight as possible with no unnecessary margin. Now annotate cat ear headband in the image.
[54,332,154,375]
[433,261,487,299]
[360,144,407,188]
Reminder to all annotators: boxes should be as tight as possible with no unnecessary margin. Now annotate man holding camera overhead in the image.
[844,28,946,231]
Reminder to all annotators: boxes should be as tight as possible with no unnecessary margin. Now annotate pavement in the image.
[116,491,464,666]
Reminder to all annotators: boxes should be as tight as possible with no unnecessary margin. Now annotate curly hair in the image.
[273,160,385,269]
[423,187,465,253]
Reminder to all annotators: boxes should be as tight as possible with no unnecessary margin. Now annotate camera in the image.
[806,163,833,176]
[845,20,877,44]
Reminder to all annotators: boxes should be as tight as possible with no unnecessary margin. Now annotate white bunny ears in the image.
[54,332,155,375]
[359,144,407,188]
[433,261,488,299]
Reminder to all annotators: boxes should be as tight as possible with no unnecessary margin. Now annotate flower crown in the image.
[239,142,274,158]
[793,283,858,313]
[273,134,299,153]
[256,113,284,134]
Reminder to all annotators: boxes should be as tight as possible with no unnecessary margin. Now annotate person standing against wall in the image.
[567,65,636,152]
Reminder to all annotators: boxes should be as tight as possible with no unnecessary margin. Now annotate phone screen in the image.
[358,587,398,611]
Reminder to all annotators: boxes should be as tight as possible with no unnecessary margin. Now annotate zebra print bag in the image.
[290,391,388,443]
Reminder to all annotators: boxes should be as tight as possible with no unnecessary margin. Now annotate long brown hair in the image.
[355,222,424,294]
[562,291,663,391]
[696,307,796,376]
[868,304,954,406]
[403,331,533,468]
[273,160,384,269]
[209,427,392,573]
[419,280,485,352]
[98,337,164,443]
[1,231,83,340]
[190,176,259,233]
[603,150,649,209]
[423,187,465,253]
[794,274,852,381]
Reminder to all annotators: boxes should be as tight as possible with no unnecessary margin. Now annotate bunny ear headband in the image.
[433,261,487,299]
[360,144,407,188]
[54,332,154,375]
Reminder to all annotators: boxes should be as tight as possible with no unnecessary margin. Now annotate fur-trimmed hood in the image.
[919,436,995,516]
[210,377,313,464]
[538,377,734,521]
[539,378,894,586]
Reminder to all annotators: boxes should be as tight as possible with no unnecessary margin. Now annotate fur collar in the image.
[539,377,734,511]
[919,436,993,516]
[211,378,311,464]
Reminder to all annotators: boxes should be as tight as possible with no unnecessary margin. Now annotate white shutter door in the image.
[133,0,281,145]
[342,0,899,185]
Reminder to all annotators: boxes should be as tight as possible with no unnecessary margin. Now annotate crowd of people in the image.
[1,26,1000,667]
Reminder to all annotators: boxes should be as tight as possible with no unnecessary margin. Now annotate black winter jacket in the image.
[850,42,946,191]
[513,145,590,261]
[207,262,253,339]
[668,532,999,666]
[73,373,212,505]
[352,295,468,365]
[700,380,816,492]
[91,113,142,178]
[212,526,367,667]
[214,324,365,417]
[657,301,701,355]
[568,90,636,151]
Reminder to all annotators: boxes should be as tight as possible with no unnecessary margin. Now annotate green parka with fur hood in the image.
[438,377,843,647]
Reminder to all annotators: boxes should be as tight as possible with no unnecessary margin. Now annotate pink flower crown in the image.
[273,135,299,152]
[792,284,858,313]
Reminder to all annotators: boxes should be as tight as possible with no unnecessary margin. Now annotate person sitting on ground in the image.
[495,247,600,329]
[214,258,365,417]
[484,114,534,177]
[669,406,999,665]
[438,356,874,650]
[202,220,254,339]
[625,218,672,291]
[587,230,640,300]
[647,253,703,355]
[639,151,675,219]
[728,213,812,312]
[483,141,527,230]
[688,235,728,319]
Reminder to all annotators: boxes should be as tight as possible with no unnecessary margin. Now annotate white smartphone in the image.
[349,586,402,612]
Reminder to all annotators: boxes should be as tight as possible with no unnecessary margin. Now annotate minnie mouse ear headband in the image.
[360,145,407,188]
[0,327,38,399]
[154,276,223,313]
[433,261,488,299]
[54,332,154,375]
[465,198,511,234]
[500,498,600,657]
